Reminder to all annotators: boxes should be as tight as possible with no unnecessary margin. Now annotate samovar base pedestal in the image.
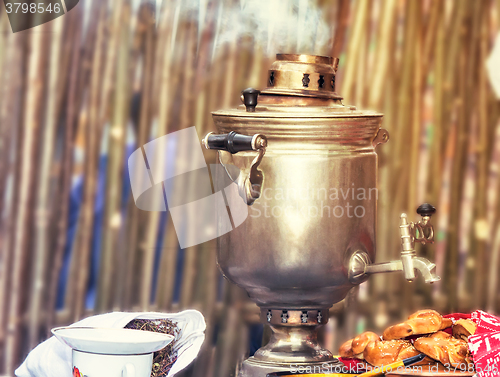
[239,311,342,376]
[239,357,343,377]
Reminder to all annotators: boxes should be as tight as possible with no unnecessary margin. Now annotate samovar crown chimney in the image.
[275,53,335,65]
[262,53,341,100]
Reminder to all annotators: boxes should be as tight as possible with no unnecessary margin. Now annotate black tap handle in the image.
[242,88,260,112]
[416,203,436,217]
[203,131,265,154]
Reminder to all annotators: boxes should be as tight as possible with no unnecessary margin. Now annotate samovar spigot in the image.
[348,203,440,284]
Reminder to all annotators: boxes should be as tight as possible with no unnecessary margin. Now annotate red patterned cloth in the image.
[337,357,367,373]
[444,310,500,377]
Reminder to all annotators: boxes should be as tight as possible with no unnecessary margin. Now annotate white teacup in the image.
[52,327,174,377]
[72,351,153,377]
[73,350,153,377]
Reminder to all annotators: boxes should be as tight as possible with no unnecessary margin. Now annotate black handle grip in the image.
[204,131,257,154]
[416,203,436,217]
[242,88,260,112]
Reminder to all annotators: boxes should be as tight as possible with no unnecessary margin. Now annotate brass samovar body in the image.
[203,54,437,376]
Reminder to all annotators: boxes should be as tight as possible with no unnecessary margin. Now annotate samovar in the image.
[202,54,439,376]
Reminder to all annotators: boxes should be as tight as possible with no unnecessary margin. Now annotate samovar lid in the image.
[212,54,382,119]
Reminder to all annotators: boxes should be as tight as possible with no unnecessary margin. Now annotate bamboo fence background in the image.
[0,0,499,376]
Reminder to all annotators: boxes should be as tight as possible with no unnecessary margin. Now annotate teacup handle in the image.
[122,363,135,377]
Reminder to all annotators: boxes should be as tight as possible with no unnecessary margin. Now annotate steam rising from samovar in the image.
[202,54,439,377]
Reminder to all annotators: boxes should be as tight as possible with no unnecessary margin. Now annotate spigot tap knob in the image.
[416,203,436,218]
[414,203,435,244]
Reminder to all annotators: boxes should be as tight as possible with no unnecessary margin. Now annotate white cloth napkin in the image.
[15,310,206,377]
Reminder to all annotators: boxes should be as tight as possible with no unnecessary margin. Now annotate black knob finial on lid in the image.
[416,203,436,217]
[242,88,260,112]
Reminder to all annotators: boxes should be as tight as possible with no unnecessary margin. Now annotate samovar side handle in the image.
[202,131,267,205]
[202,131,267,153]
[372,128,390,148]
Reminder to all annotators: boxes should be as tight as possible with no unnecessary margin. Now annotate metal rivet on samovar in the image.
[202,54,440,377]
